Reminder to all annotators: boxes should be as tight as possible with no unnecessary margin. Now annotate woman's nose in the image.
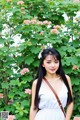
[51,63,55,67]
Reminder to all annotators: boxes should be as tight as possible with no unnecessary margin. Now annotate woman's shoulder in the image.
[65,75,70,80]
[31,79,38,92]
[65,75,73,94]
[65,74,72,88]
[65,74,71,83]
[32,79,38,87]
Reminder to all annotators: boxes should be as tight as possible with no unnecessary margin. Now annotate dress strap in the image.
[44,77,66,118]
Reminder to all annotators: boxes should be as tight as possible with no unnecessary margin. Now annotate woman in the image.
[29,47,73,120]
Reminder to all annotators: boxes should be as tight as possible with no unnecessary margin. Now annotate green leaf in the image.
[16,57,24,64]
[1,82,9,89]
[24,110,28,114]
[25,56,34,65]
[25,75,33,82]
[30,46,40,54]
[10,80,19,86]
[19,111,24,116]
[65,56,78,65]
[72,40,79,48]
[33,60,39,67]
[72,78,80,85]
[6,69,13,75]
[0,38,5,44]
[8,92,15,99]
[21,100,28,107]
[76,48,80,57]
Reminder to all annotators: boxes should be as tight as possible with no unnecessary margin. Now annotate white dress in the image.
[34,80,68,120]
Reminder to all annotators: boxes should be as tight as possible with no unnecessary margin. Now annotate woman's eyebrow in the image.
[46,59,52,61]
[54,59,58,61]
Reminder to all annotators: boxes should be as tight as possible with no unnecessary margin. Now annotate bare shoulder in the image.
[65,74,71,84]
[65,74,72,93]
[33,79,38,85]
[32,79,38,89]
[31,79,38,96]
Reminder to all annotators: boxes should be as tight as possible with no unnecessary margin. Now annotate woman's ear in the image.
[42,63,44,67]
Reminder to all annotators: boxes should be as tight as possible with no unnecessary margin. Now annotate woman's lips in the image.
[50,68,56,71]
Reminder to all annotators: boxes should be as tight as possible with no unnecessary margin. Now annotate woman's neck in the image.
[45,73,59,80]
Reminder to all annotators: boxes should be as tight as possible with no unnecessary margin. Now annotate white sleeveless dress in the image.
[34,80,68,120]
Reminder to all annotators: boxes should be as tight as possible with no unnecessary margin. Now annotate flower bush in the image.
[0,0,80,119]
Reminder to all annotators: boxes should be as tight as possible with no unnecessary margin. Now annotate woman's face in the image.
[42,54,59,74]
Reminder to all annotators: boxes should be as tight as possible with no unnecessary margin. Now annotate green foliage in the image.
[0,0,80,119]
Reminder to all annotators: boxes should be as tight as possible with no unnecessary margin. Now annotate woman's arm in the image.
[65,75,74,120]
[66,102,73,120]
[29,80,38,120]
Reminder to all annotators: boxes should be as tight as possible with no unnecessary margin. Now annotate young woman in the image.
[29,47,73,120]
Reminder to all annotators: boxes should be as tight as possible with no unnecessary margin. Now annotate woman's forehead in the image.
[44,54,58,60]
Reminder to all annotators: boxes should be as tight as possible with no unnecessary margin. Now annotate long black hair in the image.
[34,47,73,109]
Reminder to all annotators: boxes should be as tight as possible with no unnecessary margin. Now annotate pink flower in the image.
[6,0,12,2]
[43,20,52,25]
[73,117,80,120]
[20,7,25,10]
[25,89,31,95]
[37,21,43,25]
[31,19,36,24]
[23,20,31,25]
[39,31,43,35]
[0,93,3,98]
[20,68,29,75]
[6,115,15,120]
[21,11,26,14]
[48,21,52,25]
[78,32,80,35]
[43,20,49,25]
[8,99,13,105]
[53,25,61,29]
[50,29,59,34]
[17,1,24,5]
[72,65,78,70]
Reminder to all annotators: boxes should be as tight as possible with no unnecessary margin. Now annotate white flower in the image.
[38,50,43,59]
[38,43,53,59]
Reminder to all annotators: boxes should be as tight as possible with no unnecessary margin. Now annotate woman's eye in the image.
[46,61,51,63]
[47,62,51,63]
[55,61,59,63]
